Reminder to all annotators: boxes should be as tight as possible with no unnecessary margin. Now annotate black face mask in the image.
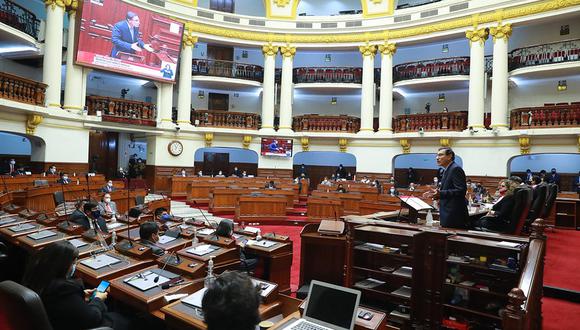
[91,210,101,219]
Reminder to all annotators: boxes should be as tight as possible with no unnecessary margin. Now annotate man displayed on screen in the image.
[160,64,174,79]
[111,11,154,58]
[269,140,280,152]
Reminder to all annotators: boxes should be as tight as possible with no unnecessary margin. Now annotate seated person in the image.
[372,179,382,193]
[21,241,129,330]
[97,193,118,220]
[265,180,276,189]
[46,164,58,176]
[197,170,204,177]
[202,271,260,330]
[57,172,71,184]
[179,168,187,177]
[360,176,370,184]
[242,170,248,177]
[101,180,115,193]
[158,210,173,223]
[336,183,347,193]
[346,172,353,180]
[71,202,108,233]
[409,182,416,191]
[466,179,477,190]
[321,176,332,186]
[509,175,524,185]
[215,170,225,177]
[69,200,86,223]
[215,220,257,273]
[232,166,242,177]
[473,179,516,233]
[139,221,165,256]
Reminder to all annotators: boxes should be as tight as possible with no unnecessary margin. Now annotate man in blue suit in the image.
[426,147,469,229]
[110,11,153,58]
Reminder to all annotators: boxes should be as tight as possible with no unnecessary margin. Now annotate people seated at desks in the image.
[3,158,17,176]
[202,271,260,330]
[466,179,477,190]
[242,170,248,177]
[432,176,440,187]
[547,168,560,189]
[215,170,225,177]
[525,169,533,184]
[57,172,71,184]
[139,221,165,256]
[180,168,187,177]
[215,220,257,273]
[46,164,58,176]
[321,176,332,186]
[97,193,118,220]
[473,183,488,202]
[409,182,416,191]
[197,170,204,177]
[346,171,354,180]
[232,166,242,177]
[21,241,130,330]
[336,183,347,193]
[539,169,547,182]
[473,179,517,233]
[265,180,276,189]
[13,166,26,176]
[157,210,174,231]
[335,164,346,179]
[71,202,109,234]
[101,180,115,193]
[372,179,382,193]
[360,176,370,184]
[297,163,308,178]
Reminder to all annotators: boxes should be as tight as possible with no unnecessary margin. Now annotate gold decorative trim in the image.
[45,0,66,10]
[262,43,279,56]
[359,128,374,131]
[62,105,83,110]
[26,114,43,135]
[48,103,62,107]
[519,136,531,154]
[359,43,377,57]
[63,0,78,14]
[400,139,410,154]
[264,0,301,20]
[361,0,395,18]
[183,22,198,47]
[176,120,192,123]
[378,42,396,56]
[205,132,214,147]
[378,128,393,131]
[280,44,296,58]
[490,23,512,42]
[440,138,451,148]
[168,0,198,6]
[242,135,252,149]
[161,119,174,122]
[466,27,489,45]
[274,0,290,7]
[300,136,309,151]
[491,124,510,128]
[338,137,348,152]
[577,136,580,152]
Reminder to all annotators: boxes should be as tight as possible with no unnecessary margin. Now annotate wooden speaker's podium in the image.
[398,195,433,223]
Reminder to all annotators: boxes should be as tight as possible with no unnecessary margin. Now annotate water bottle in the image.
[111,231,117,247]
[426,210,434,226]
[256,229,262,241]
[205,256,215,288]
[192,227,199,245]
[390,187,395,196]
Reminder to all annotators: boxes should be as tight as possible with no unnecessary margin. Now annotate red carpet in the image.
[544,229,580,291]
[542,297,580,329]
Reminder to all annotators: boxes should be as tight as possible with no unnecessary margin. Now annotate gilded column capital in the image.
[518,136,530,155]
[338,138,348,152]
[489,23,512,42]
[378,42,397,56]
[205,132,214,147]
[439,138,451,148]
[242,135,252,149]
[45,0,66,10]
[262,43,279,57]
[301,137,309,151]
[465,28,489,45]
[280,45,296,58]
[63,0,78,14]
[182,23,198,47]
[400,139,411,154]
[359,43,377,58]
[26,114,43,135]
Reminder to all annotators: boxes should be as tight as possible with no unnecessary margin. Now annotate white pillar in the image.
[359,43,377,134]
[490,24,512,130]
[43,1,66,109]
[80,68,92,110]
[155,82,174,126]
[466,28,489,129]
[378,43,396,133]
[260,43,279,133]
[63,9,83,113]
[278,45,296,134]
[177,30,196,128]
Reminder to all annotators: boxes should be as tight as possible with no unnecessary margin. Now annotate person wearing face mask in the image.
[21,240,130,330]
[473,179,516,233]
[547,168,560,190]
[180,168,187,177]
[101,180,115,193]
[4,158,17,176]
[71,202,109,233]
[57,172,71,184]
[139,221,165,256]
[46,165,58,176]
[97,193,118,220]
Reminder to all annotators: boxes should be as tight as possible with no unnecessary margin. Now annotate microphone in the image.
[124,173,132,248]
[155,251,176,283]
[85,173,91,202]
[396,180,422,223]
[192,200,218,229]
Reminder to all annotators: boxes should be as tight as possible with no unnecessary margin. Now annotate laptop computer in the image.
[282,280,361,330]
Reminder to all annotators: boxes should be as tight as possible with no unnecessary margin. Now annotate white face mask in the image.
[63,176,69,180]
[10,160,15,165]
[104,198,111,203]
[107,182,113,187]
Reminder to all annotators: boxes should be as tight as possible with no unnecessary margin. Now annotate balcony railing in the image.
[0,71,46,106]
[510,103,580,129]
[192,59,264,83]
[394,111,468,132]
[86,96,157,126]
[192,110,260,130]
[393,56,470,82]
[0,0,40,39]
[293,67,363,84]
[509,38,580,71]
[293,114,360,133]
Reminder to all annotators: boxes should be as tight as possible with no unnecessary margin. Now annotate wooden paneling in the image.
[258,168,293,178]
[31,162,90,176]
[89,131,119,180]
[356,172,392,181]
[194,161,258,177]
[394,168,439,186]
[145,165,191,193]
[292,165,356,190]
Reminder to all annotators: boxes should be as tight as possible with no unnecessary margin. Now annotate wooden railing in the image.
[192,109,260,130]
[509,38,580,71]
[0,71,46,106]
[86,95,157,126]
[0,0,40,39]
[293,114,360,133]
[393,56,470,82]
[192,58,263,82]
[394,111,468,132]
[510,103,580,129]
[293,67,363,84]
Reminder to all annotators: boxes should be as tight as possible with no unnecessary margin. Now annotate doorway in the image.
[203,152,230,176]
[208,93,229,111]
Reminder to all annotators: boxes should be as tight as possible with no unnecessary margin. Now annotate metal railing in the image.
[0,0,40,39]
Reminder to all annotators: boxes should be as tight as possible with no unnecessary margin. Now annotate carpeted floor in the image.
[544,229,580,291]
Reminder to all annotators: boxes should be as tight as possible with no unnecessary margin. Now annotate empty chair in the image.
[53,191,65,206]
[527,183,547,223]
[542,183,558,218]
[510,186,533,235]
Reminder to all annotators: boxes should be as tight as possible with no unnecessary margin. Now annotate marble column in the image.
[278,45,296,134]
[466,28,489,129]
[155,82,174,126]
[260,43,279,133]
[63,2,84,113]
[43,0,66,109]
[378,42,396,133]
[358,43,377,134]
[490,23,512,130]
[177,25,197,127]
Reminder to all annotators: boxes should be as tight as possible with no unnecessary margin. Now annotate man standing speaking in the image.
[425,147,468,229]
[111,11,153,58]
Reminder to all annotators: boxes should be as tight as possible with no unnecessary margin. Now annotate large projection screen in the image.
[75,0,184,82]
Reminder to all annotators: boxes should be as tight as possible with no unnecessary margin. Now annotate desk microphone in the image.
[155,251,176,283]
[192,200,218,230]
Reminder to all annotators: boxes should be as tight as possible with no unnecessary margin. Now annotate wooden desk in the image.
[66,237,103,258]
[109,265,198,313]
[176,242,240,273]
[311,191,363,215]
[11,183,103,213]
[0,214,27,228]
[209,188,251,213]
[157,237,192,253]
[15,228,68,252]
[76,251,154,287]
[261,189,296,211]
[306,197,343,222]
[109,189,147,214]
[245,239,293,294]
[156,254,206,279]
[0,222,46,242]
[236,194,287,223]
[548,197,580,229]
[270,306,387,330]
[360,201,400,215]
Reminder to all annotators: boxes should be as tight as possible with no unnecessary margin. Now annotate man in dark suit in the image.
[139,221,165,256]
[57,172,71,184]
[547,168,560,190]
[426,147,468,229]
[3,158,17,176]
[101,180,115,193]
[335,164,347,179]
[71,202,108,234]
[232,166,242,177]
[110,11,153,58]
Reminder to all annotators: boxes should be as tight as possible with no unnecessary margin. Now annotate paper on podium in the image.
[399,196,433,211]
[124,271,170,291]
[69,238,89,248]
[247,240,277,248]
[80,254,122,270]
[158,235,177,244]
[27,230,57,240]
[197,228,215,236]
[186,244,219,256]
[182,287,207,308]
[8,223,36,232]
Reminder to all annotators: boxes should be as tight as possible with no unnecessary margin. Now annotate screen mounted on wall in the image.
[261,138,293,157]
[75,0,184,82]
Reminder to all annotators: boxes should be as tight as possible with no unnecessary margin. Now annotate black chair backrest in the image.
[542,183,558,218]
[510,187,532,235]
[53,191,65,206]
[0,280,54,330]
[135,195,145,206]
[528,183,547,221]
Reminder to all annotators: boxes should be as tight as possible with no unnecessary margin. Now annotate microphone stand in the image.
[192,200,218,229]
[85,173,91,202]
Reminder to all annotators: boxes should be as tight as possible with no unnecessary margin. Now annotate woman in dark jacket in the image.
[21,241,128,330]
[215,220,258,273]
[474,179,516,233]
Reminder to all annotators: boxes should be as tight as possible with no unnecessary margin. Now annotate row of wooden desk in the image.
[1,174,106,192]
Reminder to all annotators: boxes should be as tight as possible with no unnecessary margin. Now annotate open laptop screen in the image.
[304,280,361,330]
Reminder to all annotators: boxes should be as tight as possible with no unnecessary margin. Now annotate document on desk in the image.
[182,288,207,308]
[124,271,170,291]
[80,254,122,270]
[28,230,57,240]
[107,222,124,230]
[158,235,177,244]
[251,279,276,298]
[244,226,260,234]
[247,239,277,248]
[186,244,219,256]
[197,228,215,236]
[8,223,36,232]
[69,238,89,248]
[0,216,18,225]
